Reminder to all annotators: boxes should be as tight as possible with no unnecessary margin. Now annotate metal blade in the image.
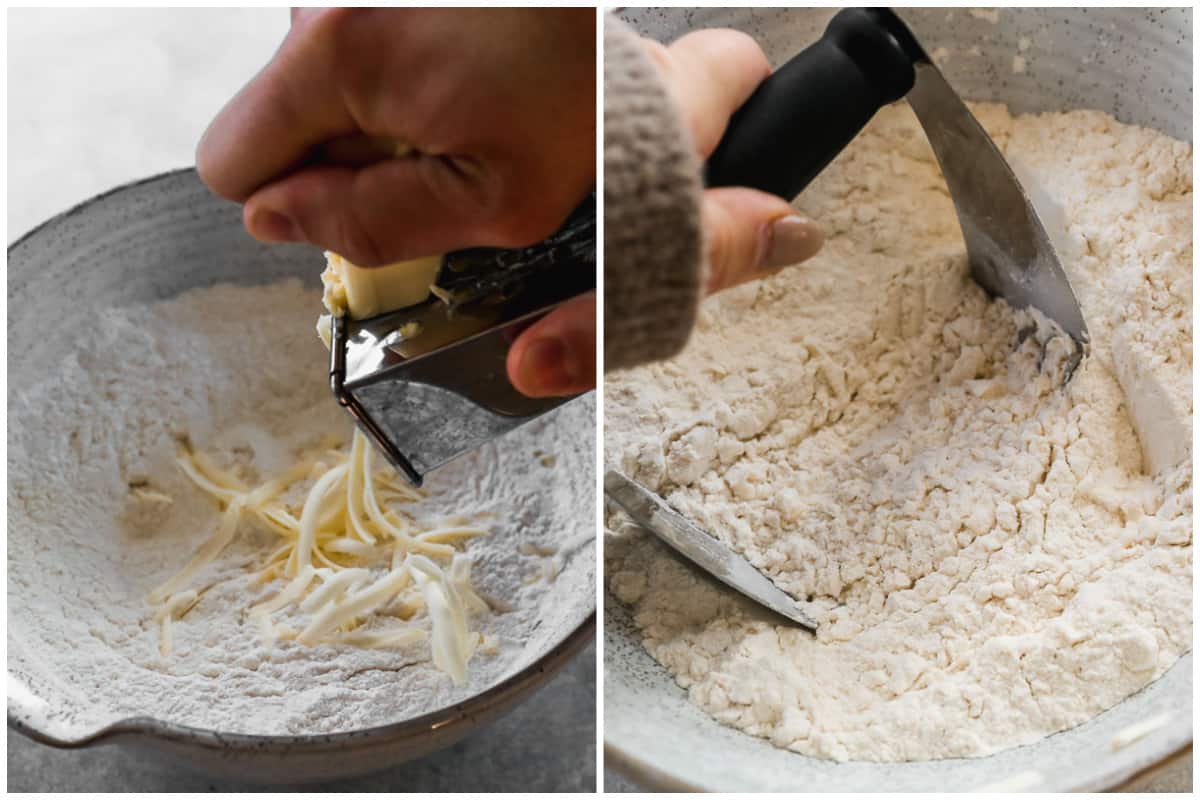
[906,60,1090,354]
[331,310,576,487]
[604,470,818,631]
[435,195,596,308]
[329,195,595,486]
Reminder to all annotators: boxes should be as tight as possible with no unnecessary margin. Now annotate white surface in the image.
[8,7,288,240]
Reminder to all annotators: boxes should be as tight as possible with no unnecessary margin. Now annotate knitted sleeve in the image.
[603,18,705,372]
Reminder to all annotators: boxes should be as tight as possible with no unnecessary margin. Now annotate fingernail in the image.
[250,208,301,242]
[761,215,824,270]
[518,338,578,395]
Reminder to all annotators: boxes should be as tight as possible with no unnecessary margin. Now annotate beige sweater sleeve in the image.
[603,18,704,372]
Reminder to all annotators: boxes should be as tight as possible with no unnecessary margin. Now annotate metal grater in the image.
[329,195,595,486]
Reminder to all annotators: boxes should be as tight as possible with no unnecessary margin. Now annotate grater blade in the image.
[330,196,595,486]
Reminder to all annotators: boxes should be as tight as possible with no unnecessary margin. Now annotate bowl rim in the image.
[604,608,1192,792]
[606,736,1196,793]
[11,612,594,751]
[9,165,198,253]
[7,167,598,751]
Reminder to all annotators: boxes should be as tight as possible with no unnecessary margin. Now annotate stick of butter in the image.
[321,251,443,319]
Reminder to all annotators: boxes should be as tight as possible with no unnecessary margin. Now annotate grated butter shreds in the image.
[8,276,594,736]
[151,429,490,683]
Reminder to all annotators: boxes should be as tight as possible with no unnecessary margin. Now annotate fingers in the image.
[703,187,824,294]
[507,293,596,398]
[646,29,770,158]
[196,8,354,202]
[290,7,324,27]
[646,30,824,293]
[241,155,508,264]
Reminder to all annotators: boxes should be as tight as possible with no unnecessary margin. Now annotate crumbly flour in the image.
[605,104,1192,761]
[8,280,594,736]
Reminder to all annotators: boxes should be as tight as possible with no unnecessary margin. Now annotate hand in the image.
[506,292,595,398]
[196,8,596,398]
[517,31,818,396]
[644,30,824,294]
[198,7,595,262]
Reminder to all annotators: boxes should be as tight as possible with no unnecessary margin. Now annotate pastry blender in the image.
[611,8,1090,629]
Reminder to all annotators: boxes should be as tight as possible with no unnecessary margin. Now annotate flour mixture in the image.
[605,103,1192,761]
[8,280,594,735]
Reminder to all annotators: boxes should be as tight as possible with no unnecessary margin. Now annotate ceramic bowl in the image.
[7,169,596,783]
[606,6,1192,792]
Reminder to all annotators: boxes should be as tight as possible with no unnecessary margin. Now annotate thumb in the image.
[702,187,824,294]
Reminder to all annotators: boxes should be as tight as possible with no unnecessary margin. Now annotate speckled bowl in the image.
[607,6,1192,792]
[7,168,596,783]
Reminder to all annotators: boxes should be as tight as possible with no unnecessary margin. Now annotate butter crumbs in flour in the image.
[605,104,1191,761]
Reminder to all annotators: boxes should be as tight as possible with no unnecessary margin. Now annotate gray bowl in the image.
[7,168,596,783]
[606,6,1192,792]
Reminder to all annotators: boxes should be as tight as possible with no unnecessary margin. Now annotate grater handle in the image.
[705,8,924,200]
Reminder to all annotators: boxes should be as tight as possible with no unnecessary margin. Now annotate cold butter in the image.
[321,251,443,319]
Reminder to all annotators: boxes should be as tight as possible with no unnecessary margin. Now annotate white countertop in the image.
[8,7,287,241]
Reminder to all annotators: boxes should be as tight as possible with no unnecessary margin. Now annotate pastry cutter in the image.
[606,470,819,630]
[709,7,1089,363]
[328,195,594,487]
[611,8,1090,628]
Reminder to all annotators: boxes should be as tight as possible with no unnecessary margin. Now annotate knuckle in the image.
[310,8,379,100]
[724,29,769,66]
[194,149,219,195]
[303,6,355,47]
[703,204,733,265]
[194,131,242,202]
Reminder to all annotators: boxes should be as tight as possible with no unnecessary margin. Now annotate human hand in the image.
[643,30,824,294]
[196,8,596,398]
[198,7,595,261]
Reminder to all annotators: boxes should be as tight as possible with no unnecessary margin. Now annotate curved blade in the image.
[906,60,1090,354]
[605,471,817,631]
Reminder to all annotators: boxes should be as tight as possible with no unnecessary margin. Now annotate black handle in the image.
[706,8,925,199]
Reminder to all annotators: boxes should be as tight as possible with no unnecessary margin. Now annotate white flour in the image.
[605,104,1192,761]
[8,279,594,735]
